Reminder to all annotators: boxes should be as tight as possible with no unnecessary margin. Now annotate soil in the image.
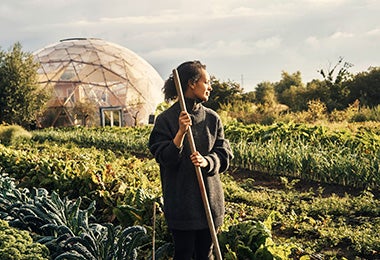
[230,169,380,199]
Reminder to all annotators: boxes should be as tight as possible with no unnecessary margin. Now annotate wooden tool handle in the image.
[172,68,222,260]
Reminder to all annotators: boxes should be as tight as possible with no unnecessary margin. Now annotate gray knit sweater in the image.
[148,99,233,230]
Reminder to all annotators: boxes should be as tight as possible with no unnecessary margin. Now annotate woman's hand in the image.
[173,111,191,149]
[178,111,191,134]
[190,151,208,168]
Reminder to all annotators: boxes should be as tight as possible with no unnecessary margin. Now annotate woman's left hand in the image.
[190,151,208,168]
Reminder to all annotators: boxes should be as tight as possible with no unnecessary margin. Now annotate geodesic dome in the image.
[33,38,164,127]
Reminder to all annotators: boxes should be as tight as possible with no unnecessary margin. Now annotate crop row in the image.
[0,141,161,224]
[226,122,380,189]
[31,122,380,190]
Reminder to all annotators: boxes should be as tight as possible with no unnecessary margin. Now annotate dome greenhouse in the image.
[33,38,163,127]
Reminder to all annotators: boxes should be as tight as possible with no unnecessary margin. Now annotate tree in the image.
[0,43,49,128]
[204,77,243,111]
[274,71,303,96]
[255,81,277,107]
[318,57,353,111]
[347,66,380,107]
[241,90,256,103]
[281,85,307,112]
[269,71,305,111]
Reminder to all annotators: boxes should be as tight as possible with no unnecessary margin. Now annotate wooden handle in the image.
[172,69,222,260]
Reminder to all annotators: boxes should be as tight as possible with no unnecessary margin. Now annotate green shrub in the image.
[306,99,328,122]
[0,124,31,146]
[260,113,277,125]
[0,219,49,260]
[329,109,348,122]
[349,106,378,123]
[369,105,380,121]
[350,113,368,122]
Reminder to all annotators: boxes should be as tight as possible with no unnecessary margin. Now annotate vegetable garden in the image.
[0,122,379,259]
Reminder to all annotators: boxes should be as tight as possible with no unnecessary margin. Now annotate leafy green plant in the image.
[0,219,49,260]
[55,225,148,260]
[0,172,150,259]
[219,212,303,259]
[219,220,270,259]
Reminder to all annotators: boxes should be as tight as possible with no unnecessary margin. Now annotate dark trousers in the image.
[171,228,214,260]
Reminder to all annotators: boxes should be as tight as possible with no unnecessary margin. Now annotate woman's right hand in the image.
[178,111,191,134]
[173,111,191,149]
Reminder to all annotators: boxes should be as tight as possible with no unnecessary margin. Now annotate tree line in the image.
[205,57,379,124]
[1,43,379,128]
[208,57,379,112]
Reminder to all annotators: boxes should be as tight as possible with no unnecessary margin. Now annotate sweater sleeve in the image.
[203,119,233,176]
[148,113,183,168]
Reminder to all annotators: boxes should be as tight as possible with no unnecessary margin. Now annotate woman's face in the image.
[187,68,212,102]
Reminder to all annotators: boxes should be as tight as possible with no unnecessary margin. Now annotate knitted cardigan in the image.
[148,99,233,230]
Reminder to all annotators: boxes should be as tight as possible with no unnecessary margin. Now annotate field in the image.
[0,122,379,259]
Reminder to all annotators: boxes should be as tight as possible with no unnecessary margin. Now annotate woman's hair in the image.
[162,60,206,102]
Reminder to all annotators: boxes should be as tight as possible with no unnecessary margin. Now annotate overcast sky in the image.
[1,0,379,92]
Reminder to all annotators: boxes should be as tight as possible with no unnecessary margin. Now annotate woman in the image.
[148,60,233,259]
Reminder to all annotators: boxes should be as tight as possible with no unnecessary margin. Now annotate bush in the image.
[350,113,368,122]
[329,109,348,122]
[0,124,31,146]
[369,105,380,121]
[0,219,49,260]
[305,99,327,122]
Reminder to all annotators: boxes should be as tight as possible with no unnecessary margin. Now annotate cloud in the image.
[146,47,204,60]
[330,31,355,39]
[254,37,282,52]
[301,0,348,6]
[366,28,380,36]
[305,36,320,48]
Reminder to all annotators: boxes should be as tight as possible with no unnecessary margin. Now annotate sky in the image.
[1,0,379,92]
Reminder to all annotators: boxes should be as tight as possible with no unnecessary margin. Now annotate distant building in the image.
[33,38,163,127]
